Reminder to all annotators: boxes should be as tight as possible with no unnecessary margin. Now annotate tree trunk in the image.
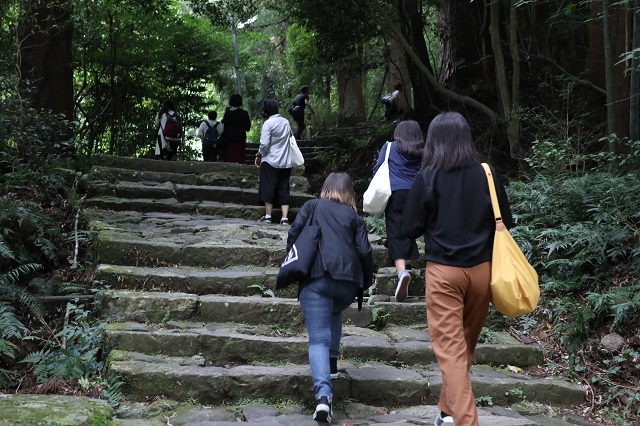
[396,0,438,120]
[489,0,523,158]
[336,49,366,127]
[18,0,74,119]
[582,1,630,146]
[629,1,640,142]
[384,38,412,115]
[437,0,486,92]
[602,0,617,152]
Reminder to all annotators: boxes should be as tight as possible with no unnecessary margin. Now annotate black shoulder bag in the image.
[276,201,321,289]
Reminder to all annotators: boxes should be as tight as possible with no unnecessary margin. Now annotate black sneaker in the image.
[258,215,272,223]
[280,218,289,226]
[313,396,332,423]
[330,357,338,379]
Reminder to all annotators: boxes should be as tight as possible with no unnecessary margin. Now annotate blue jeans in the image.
[299,276,359,400]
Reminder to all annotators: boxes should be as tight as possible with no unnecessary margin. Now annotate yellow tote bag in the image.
[481,163,540,318]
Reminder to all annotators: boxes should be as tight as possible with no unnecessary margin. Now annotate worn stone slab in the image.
[90,154,306,177]
[0,394,113,425]
[100,291,200,323]
[346,364,430,406]
[86,181,314,206]
[95,264,298,297]
[88,209,389,269]
[373,269,425,298]
[105,324,310,365]
[105,321,544,370]
[101,291,431,329]
[424,367,586,406]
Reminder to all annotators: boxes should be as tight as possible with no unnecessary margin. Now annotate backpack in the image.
[288,94,304,115]
[162,112,183,143]
[202,121,221,148]
[380,94,393,106]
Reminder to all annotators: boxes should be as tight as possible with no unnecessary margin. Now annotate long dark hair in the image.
[394,120,424,159]
[320,172,356,211]
[421,112,480,171]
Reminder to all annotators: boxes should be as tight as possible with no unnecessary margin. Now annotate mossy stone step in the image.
[85,181,314,206]
[95,264,298,298]
[99,291,426,327]
[88,211,388,269]
[104,322,544,368]
[90,154,306,177]
[107,350,585,407]
[84,166,309,192]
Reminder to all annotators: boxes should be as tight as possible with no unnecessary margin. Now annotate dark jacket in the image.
[220,108,251,143]
[372,141,422,192]
[287,198,374,308]
[403,163,513,267]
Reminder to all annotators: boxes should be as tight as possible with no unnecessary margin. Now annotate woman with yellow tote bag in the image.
[403,112,515,426]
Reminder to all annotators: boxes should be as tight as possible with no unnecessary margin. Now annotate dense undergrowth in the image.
[1,101,639,424]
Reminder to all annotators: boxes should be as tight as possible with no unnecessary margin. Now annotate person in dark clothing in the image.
[290,85,315,139]
[220,94,251,164]
[403,112,513,426]
[383,82,403,120]
[371,120,424,302]
[286,172,373,424]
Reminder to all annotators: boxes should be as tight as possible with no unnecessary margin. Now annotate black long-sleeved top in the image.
[220,108,251,143]
[286,198,374,308]
[403,163,513,267]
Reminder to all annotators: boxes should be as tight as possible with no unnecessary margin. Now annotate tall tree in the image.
[18,0,73,119]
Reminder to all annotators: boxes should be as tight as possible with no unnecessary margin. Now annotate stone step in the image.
[99,291,426,328]
[107,350,585,407]
[90,154,306,176]
[95,264,415,299]
[0,394,591,425]
[104,321,544,368]
[95,264,298,298]
[85,181,314,206]
[84,166,309,192]
[88,211,388,269]
[85,197,304,221]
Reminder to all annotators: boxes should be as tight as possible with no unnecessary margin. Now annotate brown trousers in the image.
[425,261,492,426]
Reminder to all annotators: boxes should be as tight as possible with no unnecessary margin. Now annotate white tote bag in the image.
[290,132,305,167]
[363,142,392,215]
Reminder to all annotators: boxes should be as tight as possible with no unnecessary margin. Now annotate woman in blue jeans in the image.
[286,172,373,423]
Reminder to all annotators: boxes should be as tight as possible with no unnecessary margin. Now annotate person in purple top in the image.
[372,120,424,302]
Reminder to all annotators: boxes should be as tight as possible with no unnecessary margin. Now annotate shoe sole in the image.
[313,407,331,423]
[395,273,411,302]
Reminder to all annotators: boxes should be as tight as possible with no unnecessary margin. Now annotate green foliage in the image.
[509,169,640,352]
[247,283,275,297]
[475,395,494,407]
[20,304,105,384]
[0,199,62,268]
[0,302,27,386]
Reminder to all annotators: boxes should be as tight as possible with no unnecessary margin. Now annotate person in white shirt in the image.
[255,99,293,225]
[196,110,224,162]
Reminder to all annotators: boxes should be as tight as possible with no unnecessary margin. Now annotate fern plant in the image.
[20,304,105,384]
[0,302,28,386]
[508,169,640,352]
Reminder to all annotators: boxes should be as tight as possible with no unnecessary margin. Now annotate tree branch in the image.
[367,1,500,122]
[529,55,606,97]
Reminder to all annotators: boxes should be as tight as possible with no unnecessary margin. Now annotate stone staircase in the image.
[82,154,588,425]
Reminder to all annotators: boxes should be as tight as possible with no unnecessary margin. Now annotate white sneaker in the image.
[394,270,411,302]
[434,413,454,425]
[313,396,332,423]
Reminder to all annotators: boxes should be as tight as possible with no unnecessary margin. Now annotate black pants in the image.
[202,144,221,162]
[293,112,305,139]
